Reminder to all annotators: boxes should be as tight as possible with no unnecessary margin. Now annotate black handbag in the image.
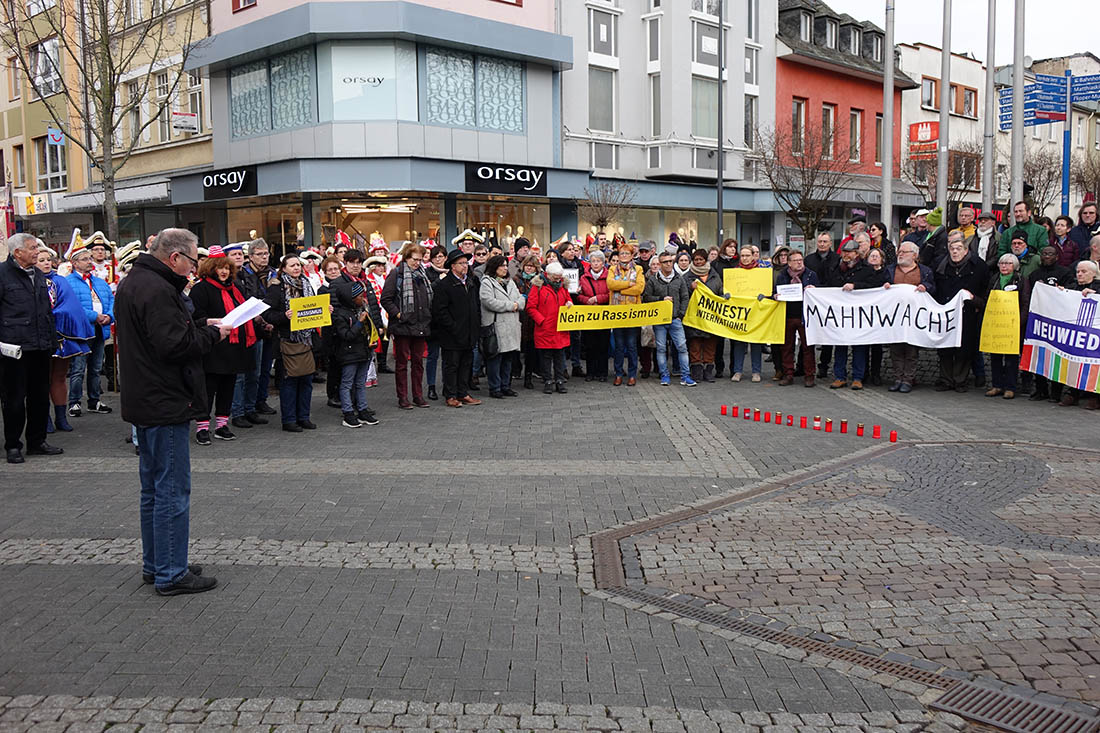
[480,320,499,359]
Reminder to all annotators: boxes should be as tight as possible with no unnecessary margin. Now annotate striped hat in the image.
[207,245,226,258]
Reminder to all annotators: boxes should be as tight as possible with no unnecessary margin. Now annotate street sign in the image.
[1071,76,1100,103]
[908,121,939,143]
[1034,109,1067,122]
[1035,73,1067,87]
[46,128,65,146]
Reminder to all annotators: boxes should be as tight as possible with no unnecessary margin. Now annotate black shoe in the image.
[1028,391,1048,402]
[298,420,317,430]
[195,429,212,445]
[572,365,585,378]
[543,383,554,394]
[502,389,518,397]
[27,442,64,456]
[88,400,113,414]
[934,383,953,392]
[888,381,902,392]
[245,412,268,425]
[214,426,237,441]
[144,563,202,585]
[974,374,987,388]
[282,423,303,433]
[490,391,504,399]
[427,386,438,401]
[469,382,481,391]
[555,383,568,394]
[231,417,253,429]
[378,365,394,374]
[342,413,361,428]
[358,410,379,426]
[327,397,342,408]
[6,448,24,464]
[585,375,594,382]
[255,401,277,415]
[524,376,533,390]
[155,570,217,596]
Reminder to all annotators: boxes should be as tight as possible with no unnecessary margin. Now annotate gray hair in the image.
[248,237,269,253]
[998,253,1020,269]
[1079,260,1100,277]
[588,249,605,262]
[855,232,872,245]
[947,230,966,244]
[1090,234,1100,250]
[149,228,198,260]
[8,233,38,252]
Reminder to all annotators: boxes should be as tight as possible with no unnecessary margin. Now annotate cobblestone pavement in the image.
[0,369,1095,731]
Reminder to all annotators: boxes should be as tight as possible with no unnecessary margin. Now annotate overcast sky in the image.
[824,0,1099,67]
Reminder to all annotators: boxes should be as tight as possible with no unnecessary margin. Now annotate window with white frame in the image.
[693,22,720,66]
[26,0,56,15]
[871,34,883,62]
[155,71,170,98]
[35,136,66,191]
[744,94,757,150]
[799,12,811,42]
[648,0,661,9]
[155,71,171,141]
[591,142,618,169]
[825,20,838,49]
[921,77,937,109]
[13,144,25,187]
[744,47,758,86]
[821,103,835,160]
[691,77,718,139]
[792,98,806,154]
[848,28,861,56]
[589,9,617,57]
[7,57,20,101]
[875,113,883,165]
[127,81,141,143]
[849,108,862,162]
[648,18,659,63]
[746,0,759,41]
[28,38,60,96]
[588,67,615,133]
[1095,119,1100,150]
[650,74,660,136]
[1077,117,1083,147]
[127,0,142,24]
[189,87,203,135]
[690,0,722,18]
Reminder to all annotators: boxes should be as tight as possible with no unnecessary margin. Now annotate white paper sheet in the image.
[0,342,22,359]
[220,297,269,329]
[776,284,803,301]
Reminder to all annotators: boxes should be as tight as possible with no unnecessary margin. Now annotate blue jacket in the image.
[67,271,115,333]
[884,263,936,296]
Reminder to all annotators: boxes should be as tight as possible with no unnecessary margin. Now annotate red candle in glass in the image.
[857,423,864,437]
[840,419,848,434]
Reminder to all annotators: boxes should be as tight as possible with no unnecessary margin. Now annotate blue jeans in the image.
[654,319,690,380]
[279,374,313,424]
[472,342,482,375]
[340,361,370,413]
[833,344,868,381]
[231,345,262,418]
[426,342,440,387]
[136,422,192,589]
[486,351,515,392]
[612,327,639,378]
[68,332,105,405]
[732,341,763,375]
[257,338,274,402]
[569,331,582,368]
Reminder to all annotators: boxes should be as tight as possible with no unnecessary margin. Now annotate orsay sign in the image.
[464,162,548,196]
[202,166,258,201]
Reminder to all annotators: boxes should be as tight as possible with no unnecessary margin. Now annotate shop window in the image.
[424,47,523,133]
[691,77,717,139]
[230,48,315,138]
[589,67,615,133]
[35,136,66,191]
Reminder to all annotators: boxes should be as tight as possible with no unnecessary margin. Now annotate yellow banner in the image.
[683,283,786,343]
[289,294,331,331]
[722,266,773,297]
[556,300,673,331]
[979,289,1020,355]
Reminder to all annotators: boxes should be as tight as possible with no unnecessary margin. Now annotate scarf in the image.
[280,272,314,345]
[674,264,690,277]
[609,263,638,305]
[998,272,1014,289]
[788,267,803,284]
[207,276,256,347]
[658,270,675,283]
[690,262,711,279]
[399,263,431,317]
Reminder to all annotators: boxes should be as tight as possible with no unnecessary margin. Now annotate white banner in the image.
[803,284,971,348]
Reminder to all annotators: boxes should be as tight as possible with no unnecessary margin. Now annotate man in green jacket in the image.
[998,201,1049,256]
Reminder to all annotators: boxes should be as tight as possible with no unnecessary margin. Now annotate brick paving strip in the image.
[0,538,577,576]
[829,389,979,441]
[0,694,968,732]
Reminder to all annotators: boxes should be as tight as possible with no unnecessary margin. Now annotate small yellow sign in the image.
[722,266,773,298]
[556,300,673,331]
[979,289,1021,355]
[289,294,331,331]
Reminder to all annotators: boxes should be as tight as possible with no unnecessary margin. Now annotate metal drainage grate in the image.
[931,681,1100,733]
[610,586,952,689]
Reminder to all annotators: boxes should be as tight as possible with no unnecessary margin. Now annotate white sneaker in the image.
[731,372,742,382]
[67,404,81,418]
[751,373,762,383]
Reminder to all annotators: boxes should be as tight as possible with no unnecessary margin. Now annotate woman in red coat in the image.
[578,249,611,382]
[526,261,573,394]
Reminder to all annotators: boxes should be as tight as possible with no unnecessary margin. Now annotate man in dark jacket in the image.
[805,232,840,378]
[643,251,695,387]
[1028,245,1074,289]
[882,241,936,393]
[381,244,433,409]
[933,236,988,393]
[430,249,482,408]
[827,241,885,390]
[234,238,277,417]
[1068,202,1099,259]
[774,250,820,387]
[0,234,62,464]
[115,228,231,596]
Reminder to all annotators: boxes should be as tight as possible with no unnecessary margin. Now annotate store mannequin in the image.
[501,224,514,253]
[689,229,698,249]
[249,229,257,240]
[296,221,305,246]
[405,230,411,242]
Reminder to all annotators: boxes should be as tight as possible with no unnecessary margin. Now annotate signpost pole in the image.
[936,0,952,211]
[1061,69,1071,215]
[716,0,724,250]
[882,0,895,237]
[982,0,995,214]
[1010,0,1024,211]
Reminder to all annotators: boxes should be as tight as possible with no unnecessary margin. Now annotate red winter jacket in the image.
[526,279,572,349]
[579,267,610,306]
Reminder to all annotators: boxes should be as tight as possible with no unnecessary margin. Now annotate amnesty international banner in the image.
[289,294,331,331]
[1021,283,1100,394]
[979,290,1020,355]
[556,300,673,331]
[722,266,773,297]
[682,282,785,343]
[803,284,970,348]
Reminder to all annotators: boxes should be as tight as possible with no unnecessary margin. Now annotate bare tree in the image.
[1021,145,1063,215]
[753,122,860,239]
[900,137,985,209]
[577,180,638,233]
[1,0,207,244]
[1071,152,1100,205]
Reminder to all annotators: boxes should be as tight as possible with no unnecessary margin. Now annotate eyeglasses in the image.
[176,250,199,268]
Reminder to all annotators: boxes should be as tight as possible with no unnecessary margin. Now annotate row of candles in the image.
[719,405,898,442]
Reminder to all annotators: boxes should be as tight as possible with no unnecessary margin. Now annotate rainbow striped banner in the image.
[1021,283,1100,394]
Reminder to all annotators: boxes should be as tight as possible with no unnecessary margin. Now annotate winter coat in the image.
[0,255,56,352]
[114,253,220,426]
[883,263,936,295]
[709,253,739,279]
[606,263,645,305]
[237,262,276,302]
[987,268,1031,342]
[579,267,611,306]
[66,271,115,337]
[682,269,724,339]
[826,259,884,289]
[773,267,820,320]
[871,237,897,265]
[998,220,1049,257]
[188,277,255,375]
[1014,251,1040,281]
[934,253,989,310]
[45,271,93,358]
[968,229,1001,267]
[332,282,383,366]
[1068,221,1100,259]
[431,272,480,351]
[643,272,691,321]
[526,279,572,350]
[804,249,840,284]
[380,263,433,338]
[515,273,539,344]
[919,226,949,267]
[1028,262,1074,289]
[480,275,525,354]
[261,281,298,340]
[559,256,585,302]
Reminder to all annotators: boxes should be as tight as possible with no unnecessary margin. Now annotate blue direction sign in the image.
[1071,74,1100,103]
[1035,73,1067,87]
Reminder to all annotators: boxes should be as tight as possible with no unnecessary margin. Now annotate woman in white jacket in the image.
[479,255,526,399]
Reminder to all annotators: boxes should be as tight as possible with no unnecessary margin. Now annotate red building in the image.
[775,0,922,236]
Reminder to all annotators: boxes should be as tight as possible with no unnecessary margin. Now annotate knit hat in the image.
[349,281,365,298]
[926,206,943,228]
[545,261,564,277]
[207,245,226,258]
